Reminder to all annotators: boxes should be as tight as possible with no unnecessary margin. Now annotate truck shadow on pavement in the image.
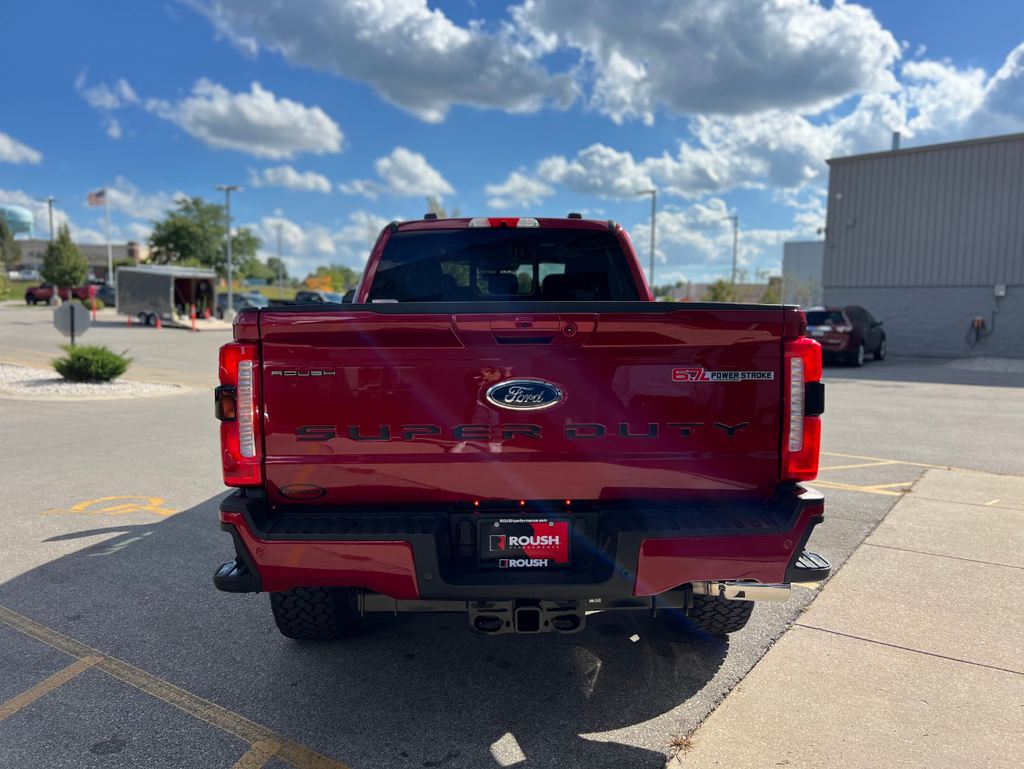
[1,496,731,769]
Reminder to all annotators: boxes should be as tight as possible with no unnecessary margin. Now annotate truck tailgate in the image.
[258,305,784,506]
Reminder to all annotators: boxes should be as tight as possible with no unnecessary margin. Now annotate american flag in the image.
[87,189,106,207]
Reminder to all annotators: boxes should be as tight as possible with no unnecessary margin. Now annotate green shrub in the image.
[76,297,106,310]
[52,345,132,382]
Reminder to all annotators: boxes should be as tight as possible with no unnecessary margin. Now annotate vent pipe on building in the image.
[892,131,901,151]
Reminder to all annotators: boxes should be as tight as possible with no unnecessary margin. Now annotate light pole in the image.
[35,196,60,242]
[637,189,657,290]
[215,185,242,316]
[722,215,739,284]
[275,223,284,299]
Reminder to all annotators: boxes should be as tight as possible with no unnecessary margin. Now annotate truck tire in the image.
[686,595,754,635]
[270,586,362,641]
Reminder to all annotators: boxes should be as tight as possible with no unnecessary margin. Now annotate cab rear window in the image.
[367,229,640,302]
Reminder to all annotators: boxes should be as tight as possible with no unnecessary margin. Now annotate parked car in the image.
[294,289,345,304]
[805,306,886,366]
[17,269,41,281]
[93,282,116,307]
[24,282,99,305]
[215,292,269,319]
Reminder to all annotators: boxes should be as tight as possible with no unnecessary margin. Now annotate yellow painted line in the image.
[231,740,282,769]
[866,482,916,489]
[985,499,1001,506]
[41,495,179,518]
[810,480,905,497]
[0,605,350,769]
[820,451,983,474]
[0,655,102,722]
[817,461,899,471]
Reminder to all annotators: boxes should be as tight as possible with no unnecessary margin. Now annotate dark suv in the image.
[806,306,886,366]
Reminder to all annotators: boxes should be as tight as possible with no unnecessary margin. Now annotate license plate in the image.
[479,518,570,569]
[811,330,826,337]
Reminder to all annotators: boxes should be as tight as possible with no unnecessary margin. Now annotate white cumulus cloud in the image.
[249,165,332,193]
[105,177,185,221]
[537,144,654,199]
[485,171,555,209]
[146,79,344,159]
[339,147,454,201]
[0,132,42,164]
[75,72,139,139]
[186,0,574,123]
[247,210,393,276]
[513,0,901,124]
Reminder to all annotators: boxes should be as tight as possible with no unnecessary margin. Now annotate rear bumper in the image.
[216,486,826,600]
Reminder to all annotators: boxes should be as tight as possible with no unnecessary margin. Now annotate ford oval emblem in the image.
[486,379,564,411]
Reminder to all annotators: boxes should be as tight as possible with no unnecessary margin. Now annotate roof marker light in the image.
[516,218,540,228]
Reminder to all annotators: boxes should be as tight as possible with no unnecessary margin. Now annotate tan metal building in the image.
[824,132,1023,358]
[15,240,148,281]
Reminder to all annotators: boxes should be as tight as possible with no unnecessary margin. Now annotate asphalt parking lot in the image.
[1,303,1022,768]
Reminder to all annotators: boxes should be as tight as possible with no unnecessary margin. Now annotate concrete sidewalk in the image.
[674,468,1024,768]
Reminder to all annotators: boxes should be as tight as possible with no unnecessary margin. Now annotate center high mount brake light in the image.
[468,217,540,228]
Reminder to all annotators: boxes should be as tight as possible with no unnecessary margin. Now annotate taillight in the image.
[218,342,262,486]
[783,337,822,482]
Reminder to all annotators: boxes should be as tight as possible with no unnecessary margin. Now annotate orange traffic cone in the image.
[127,316,132,326]
[155,317,162,329]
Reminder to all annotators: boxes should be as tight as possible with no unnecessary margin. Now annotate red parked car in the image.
[213,215,830,640]
[805,306,886,366]
[24,282,100,305]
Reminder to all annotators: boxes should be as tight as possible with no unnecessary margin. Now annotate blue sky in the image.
[2,0,1022,285]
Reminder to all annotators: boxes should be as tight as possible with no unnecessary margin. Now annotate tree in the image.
[704,279,740,303]
[0,219,22,270]
[305,264,360,292]
[266,257,288,281]
[41,225,88,288]
[426,195,460,219]
[148,197,261,277]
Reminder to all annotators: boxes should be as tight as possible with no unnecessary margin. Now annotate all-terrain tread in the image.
[687,594,754,635]
[270,586,361,641]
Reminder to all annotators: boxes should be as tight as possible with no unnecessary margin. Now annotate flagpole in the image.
[104,181,113,284]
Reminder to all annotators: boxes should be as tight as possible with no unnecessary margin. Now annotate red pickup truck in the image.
[25,282,100,304]
[214,216,828,640]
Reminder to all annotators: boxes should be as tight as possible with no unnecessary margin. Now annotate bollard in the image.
[91,299,97,322]
[191,303,197,333]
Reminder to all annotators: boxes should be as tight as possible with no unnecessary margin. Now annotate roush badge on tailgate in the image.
[672,367,774,382]
[486,379,564,410]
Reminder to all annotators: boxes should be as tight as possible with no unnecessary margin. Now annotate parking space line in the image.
[810,480,908,497]
[820,451,984,473]
[231,740,282,769]
[0,655,102,722]
[0,605,350,769]
[817,461,899,471]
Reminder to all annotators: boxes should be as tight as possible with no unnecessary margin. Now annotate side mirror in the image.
[342,289,355,303]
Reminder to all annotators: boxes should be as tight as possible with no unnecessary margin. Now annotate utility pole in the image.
[215,185,242,316]
[276,223,284,299]
[723,215,739,284]
[36,196,60,242]
[638,189,657,290]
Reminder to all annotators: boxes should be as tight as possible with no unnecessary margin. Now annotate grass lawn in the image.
[2,280,35,302]
[238,284,300,301]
